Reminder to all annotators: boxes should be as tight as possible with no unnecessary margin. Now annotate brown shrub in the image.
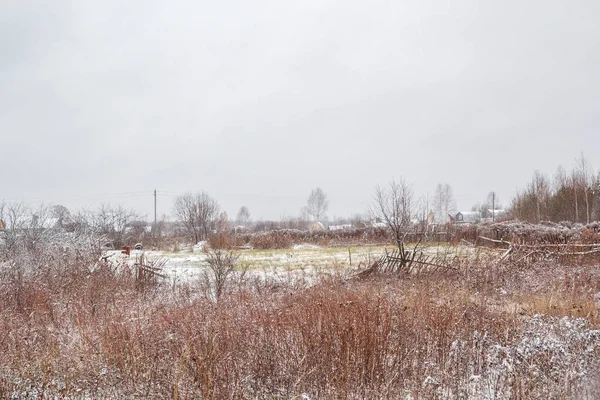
[248,232,295,249]
[1,252,600,398]
[581,228,600,244]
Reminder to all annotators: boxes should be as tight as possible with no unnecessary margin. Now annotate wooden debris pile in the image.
[134,252,168,282]
[356,242,460,278]
[479,236,600,266]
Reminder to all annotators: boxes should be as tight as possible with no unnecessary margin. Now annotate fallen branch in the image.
[499,246,514,262]
[556,248,600,256]
[512,250,539,265]
[513,243,600,249]
[479,236,511,246]
[136,264,163,271]
[409,258,458,270]
[139,266,168,278]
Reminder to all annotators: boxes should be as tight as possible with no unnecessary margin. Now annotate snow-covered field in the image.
[102,243,488,284]
[102,244,386,283]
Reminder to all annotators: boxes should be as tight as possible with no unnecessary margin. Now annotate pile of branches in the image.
[134,252,167,283]
[356,235,460,278]
[453,221,600,246]
[479,236,600,266]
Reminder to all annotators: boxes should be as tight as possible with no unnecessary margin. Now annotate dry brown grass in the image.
[1,250,600,399]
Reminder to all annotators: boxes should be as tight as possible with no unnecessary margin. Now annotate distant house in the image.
[328,224,352,232]
[455,211,481,224]
[484,209,508,222]
[371,221,387,229]
[232,225,248,234]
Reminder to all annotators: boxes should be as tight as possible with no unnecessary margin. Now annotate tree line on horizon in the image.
[511,155,600,224]
[2,154,599,247]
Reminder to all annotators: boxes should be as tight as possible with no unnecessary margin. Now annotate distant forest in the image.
[511,154,600,224]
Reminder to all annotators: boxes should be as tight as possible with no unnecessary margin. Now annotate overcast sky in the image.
[2,0,599,221]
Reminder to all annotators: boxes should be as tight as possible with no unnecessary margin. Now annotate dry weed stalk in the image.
[1,242,600,398]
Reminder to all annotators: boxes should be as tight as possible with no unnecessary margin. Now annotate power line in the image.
[2,190,155,205]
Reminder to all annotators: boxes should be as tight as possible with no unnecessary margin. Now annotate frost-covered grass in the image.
[1,243,600,398]
[110,243,487,284]
[99,244,391,284]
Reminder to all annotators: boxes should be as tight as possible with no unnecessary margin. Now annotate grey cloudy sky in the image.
[1,0,599,221]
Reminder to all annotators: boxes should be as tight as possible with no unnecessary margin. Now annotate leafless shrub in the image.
[202,245,240,300]
[237,228,393,250]
[87,204,143,248]
[173,191,221,243]
[1,238,600,398]
[208,232,245,249]
[249,231,295,249]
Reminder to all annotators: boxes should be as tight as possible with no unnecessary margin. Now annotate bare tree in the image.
[510,155,600,223]
[511,171,551,222]
[487,191,501,209]
[51,204,75,231]
[371,179,414,248]
[574,153,593,224]
[593,172,600,222]
[173,191,221,243]
[146,215,168,249]
[432,183,456,224]
[370,179,425,275]
[235,206,252,226]
[0,201,27,231]
[89,204,143,248]
[203,246,239,301]
[0,202,92,264]
[551,163,584,222]
[216,211,230,234]
[0,201,28,258]
[483,191,500,219]
[299,206,310,223]
[350,213,368,228]
[306,187,329,221]
[474,192,502,219]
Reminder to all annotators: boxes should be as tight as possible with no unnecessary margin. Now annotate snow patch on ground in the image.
[292,243,321,250]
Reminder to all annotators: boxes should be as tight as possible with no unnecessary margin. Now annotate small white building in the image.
[485,209,508,221]
[371,221,387,229]
[455,211,481,224]
[328,224,352,231]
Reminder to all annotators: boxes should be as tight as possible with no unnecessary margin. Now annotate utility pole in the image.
[492,192,495,223]
[154,189,157,232]
[423,193,429,225]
